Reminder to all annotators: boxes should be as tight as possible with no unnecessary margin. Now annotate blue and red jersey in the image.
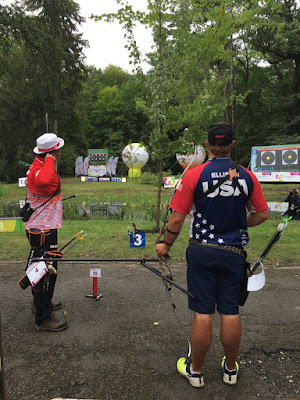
[170,157,268,247]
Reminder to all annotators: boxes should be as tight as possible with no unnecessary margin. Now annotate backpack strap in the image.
[229,161,248,201]
[195,161,247,201]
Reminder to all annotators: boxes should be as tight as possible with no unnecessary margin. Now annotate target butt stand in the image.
[86,268,102,301]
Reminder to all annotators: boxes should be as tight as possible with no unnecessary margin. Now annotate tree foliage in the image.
[0,0,87,181]
[0,0,299,183]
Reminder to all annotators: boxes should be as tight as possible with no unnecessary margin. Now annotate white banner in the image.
[106,156,114,175]
[75,156,83,176]
[83,156,89,176]
[267,202,288,213]
[164,177,179,188]
[112,157,119,176]
[88,165,107,177]
[254,171,300,183]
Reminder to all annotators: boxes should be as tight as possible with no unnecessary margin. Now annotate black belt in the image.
[189,239,244,256]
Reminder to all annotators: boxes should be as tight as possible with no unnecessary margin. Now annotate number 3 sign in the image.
[129,232,146,248]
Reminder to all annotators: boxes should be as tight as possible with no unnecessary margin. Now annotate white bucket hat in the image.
[33,133,64,154]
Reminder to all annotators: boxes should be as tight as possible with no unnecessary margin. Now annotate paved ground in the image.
[0,260,299,400]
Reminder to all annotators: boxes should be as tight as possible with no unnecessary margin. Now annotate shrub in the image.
[138,171,177,185]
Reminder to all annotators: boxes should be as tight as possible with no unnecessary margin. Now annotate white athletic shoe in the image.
[177,357,204,388]
[222,356,239,385]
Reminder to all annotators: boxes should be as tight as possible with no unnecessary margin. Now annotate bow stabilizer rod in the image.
[30,257,193,298]
[31,258,161,263]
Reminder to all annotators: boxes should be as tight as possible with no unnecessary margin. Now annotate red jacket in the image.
[25,156,62,229]
[27,156,60,196]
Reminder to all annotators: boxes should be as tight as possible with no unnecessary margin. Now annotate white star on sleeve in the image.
[201,229,207,234]
[209,233,214,239]
[218,238,224,244]
[209,224,215,230]
[195,223,201,228]
[202,219,207,224]
[195,233,200,239]
[197,213,202,218]
[202,239,207,243]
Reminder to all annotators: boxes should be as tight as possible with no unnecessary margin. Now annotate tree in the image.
[87,72,151,156]
[92,0,243,227]
[232,0,300,164]
[248,0,300,136]
[23,0,87,132]
[0,0,87,182]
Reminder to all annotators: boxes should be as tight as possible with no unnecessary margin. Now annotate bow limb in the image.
[156,140,197,290]
[141,260,195,298]
[157,140,197,244]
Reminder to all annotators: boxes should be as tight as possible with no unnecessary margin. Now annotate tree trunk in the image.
[155,4,164,232]
[230,38,236,160]
[224,82,229,122]
[155,137,163,232]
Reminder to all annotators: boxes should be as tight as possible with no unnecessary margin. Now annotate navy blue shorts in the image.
[186,244,245,315]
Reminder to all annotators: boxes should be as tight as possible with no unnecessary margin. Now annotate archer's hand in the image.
[156,243,171,257]
[45,153,56,160]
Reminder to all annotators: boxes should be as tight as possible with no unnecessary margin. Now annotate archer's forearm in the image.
[164,210,187,246]
[247,209,269,227]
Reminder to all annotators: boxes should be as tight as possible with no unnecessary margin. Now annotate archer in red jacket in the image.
[25,133,68,332]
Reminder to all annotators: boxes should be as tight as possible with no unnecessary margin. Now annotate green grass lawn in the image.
[0,178,299,265]
[0,177,292,207]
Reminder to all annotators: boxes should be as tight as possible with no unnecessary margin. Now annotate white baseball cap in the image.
[33,133,64,154]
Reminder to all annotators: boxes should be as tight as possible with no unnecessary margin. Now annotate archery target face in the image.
[261,150,276,166]
[282,149,298,165]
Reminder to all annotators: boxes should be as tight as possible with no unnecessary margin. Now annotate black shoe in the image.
[52,301,62,311]
[32,301,62,314]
